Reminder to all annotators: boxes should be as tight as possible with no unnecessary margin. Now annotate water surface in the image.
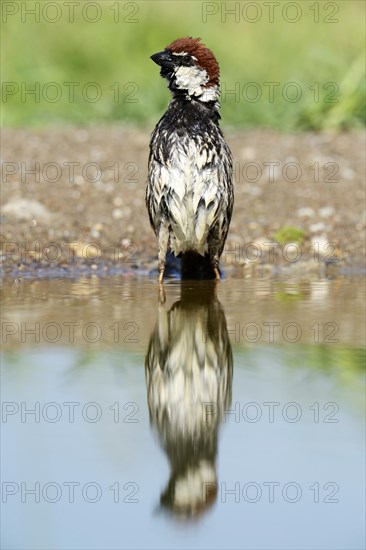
[1,276,365,549]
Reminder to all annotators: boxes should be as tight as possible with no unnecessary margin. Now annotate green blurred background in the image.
[2,0,365,130]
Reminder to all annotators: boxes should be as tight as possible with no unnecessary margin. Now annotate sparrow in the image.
[146,37,233,282]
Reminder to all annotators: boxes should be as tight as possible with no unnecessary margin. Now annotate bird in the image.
[145,282,233,517]
[146,37,234,283]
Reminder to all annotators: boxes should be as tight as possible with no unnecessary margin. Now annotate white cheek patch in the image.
[174,65,209,97]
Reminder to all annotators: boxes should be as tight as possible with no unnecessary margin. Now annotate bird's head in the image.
[150,37,220,103]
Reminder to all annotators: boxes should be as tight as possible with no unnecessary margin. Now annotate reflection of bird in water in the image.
[145,282,233,518]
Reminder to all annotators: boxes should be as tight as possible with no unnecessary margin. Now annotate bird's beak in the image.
[150,50,174,68]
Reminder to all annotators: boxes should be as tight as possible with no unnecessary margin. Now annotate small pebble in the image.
[240,147,256,160]
[309,222,326,233]
[319,206,335,218]
[341,167,355,180]
[112,208,123,220]
[297,207,315,218]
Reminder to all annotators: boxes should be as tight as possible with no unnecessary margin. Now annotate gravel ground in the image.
[1,127,365,278]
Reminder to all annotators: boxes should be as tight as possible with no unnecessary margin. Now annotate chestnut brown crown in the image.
[166,37,220,87]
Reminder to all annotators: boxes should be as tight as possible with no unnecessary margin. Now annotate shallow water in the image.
[1,276,365,550]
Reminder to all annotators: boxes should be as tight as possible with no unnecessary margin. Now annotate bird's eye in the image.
[172,52,194,65]
[180,55,193,66]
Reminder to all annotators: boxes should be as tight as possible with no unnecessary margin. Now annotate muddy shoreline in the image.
[1,128,365,279]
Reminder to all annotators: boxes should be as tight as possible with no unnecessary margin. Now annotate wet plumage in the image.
[146,37,234,282]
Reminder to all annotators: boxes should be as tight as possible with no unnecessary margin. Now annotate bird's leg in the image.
[158,258,166,305]
[157,225,169,284]
[158,253,167,305]
[158,263,165,284]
